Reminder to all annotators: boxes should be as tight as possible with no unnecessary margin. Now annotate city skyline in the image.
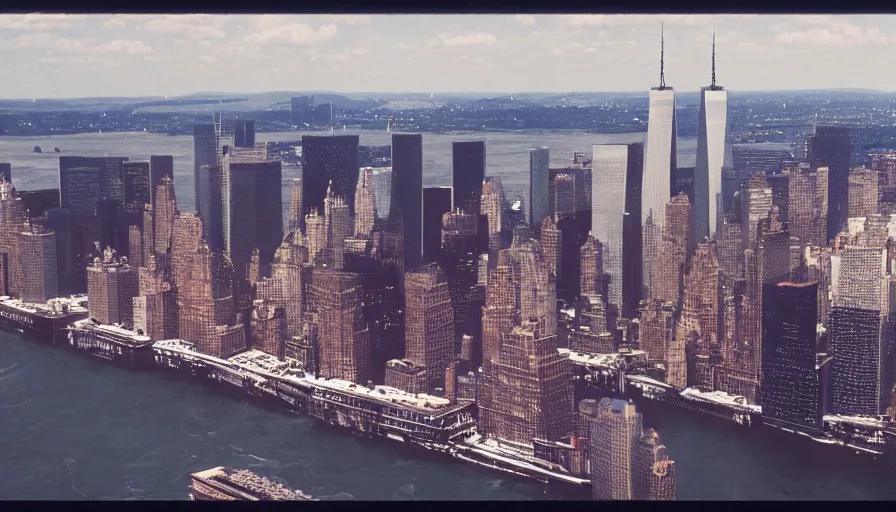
[0,14,894,98]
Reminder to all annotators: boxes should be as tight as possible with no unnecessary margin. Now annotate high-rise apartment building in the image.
[807,126,852,240]
[847,167,879,219]
[0,180,27,297]
[482,177,507,253]
[529,147,550,235]
[588,397,643,500]
[17,223,57,303]
[391,134,424,269]
[580,234,604,300]
[86,250,139,328]
[452,141,486,223]
[401,264,454,390]
[301,135,360,230]
[592,143,643,319]
[761,281,825,433]
[354,168,377,238]
[828,244,889,416]
[309,269,370,383]
[422,186,452,264]
[478,319,574,446]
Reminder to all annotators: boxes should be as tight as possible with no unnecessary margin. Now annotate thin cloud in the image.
[515,15,536,27]
[775,18,887,46]
[439,32,497,47]
[244,23,337,45]
[141,15,228,41]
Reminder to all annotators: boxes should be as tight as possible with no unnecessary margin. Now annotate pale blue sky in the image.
[0,14,891,98]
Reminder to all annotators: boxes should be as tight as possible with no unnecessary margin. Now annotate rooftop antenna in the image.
[711,26,717,88]
[659,22,665,89]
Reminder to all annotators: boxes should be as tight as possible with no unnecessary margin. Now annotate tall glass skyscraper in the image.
[592,143,643,319]
[529,147,550,236]
[694,32,729,241]
[642,27,677,290]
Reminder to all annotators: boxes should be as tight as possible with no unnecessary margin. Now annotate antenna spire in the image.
[659,22,665,89]
[711,26,717,88]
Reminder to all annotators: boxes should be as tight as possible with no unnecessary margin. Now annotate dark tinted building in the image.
[149,155,175,207]
[225,159,283,281]
[97,199,127,255]
[391,134,424,270]
[193,124,218,214]
[44,207,74,295]
[196,165,225,252]
[423,187,452,264]
[233,120,256,148]
[301,135,360,229]
[122,162,150,226]
[761,281,824,433]
[19,189,59,220]
[828,306,887,416]
[59,156,128,216]
[0,163,10,183]
[452,141,486,221]
[807,127,852,241]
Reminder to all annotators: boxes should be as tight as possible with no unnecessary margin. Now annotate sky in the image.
[0,13,892,99]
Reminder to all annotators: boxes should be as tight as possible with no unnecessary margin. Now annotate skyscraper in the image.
[87,250,139,328]
[439,210,479,346]
[402,264,455,390]
[847,167,879,219]
[553,173,576,221]
[301,135,360,230]
[588,398,643,500]
[193,124,218,215]
[309,269,370,383]
[592,143,643,319]
[149,155,175,207]
[452,141,486,222]
[761,281,824,433]
[529,147,550,235]
[0,180,28,297]
[694,30,730,241]
[18,189,59,220]
[354,168,376,238]
[223,151,283,281]
[422,186,452,264]
[642,26,678,289]
[478,318,574,446]
[481,177,507,252]
[122,162,150,227]
[828,244,888,416]
[807,126,852,241]
[232,120,256,148]
[17,223,57,303]
[391,134,424,270]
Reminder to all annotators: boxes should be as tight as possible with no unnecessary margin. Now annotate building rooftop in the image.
[71,318,153,343]
[0,294,88,316]
[192,467,315,501]
[680,387,761,413]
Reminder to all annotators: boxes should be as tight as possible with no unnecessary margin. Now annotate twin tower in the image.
[642,25,730,266]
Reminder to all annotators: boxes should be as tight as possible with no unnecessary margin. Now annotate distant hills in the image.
[0,88,893,113]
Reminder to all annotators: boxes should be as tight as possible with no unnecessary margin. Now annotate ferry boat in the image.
[66,319,156,369]
[189,467,315,501]
[0,295,88,344]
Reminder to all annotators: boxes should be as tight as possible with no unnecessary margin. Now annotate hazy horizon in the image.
[0,14,894,99]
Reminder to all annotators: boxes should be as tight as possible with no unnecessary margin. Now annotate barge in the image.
[0,295,88,344]
[66,319,156,368]
[189,467,315,501]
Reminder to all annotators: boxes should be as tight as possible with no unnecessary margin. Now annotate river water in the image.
[0,131,894,500]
